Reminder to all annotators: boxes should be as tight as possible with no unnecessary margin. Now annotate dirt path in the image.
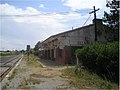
[31,67,73,90]
[1,55,75,90]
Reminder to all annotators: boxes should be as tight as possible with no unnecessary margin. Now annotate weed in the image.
[24,55,42,67]
[62,67,118,89]
[8,69,18,80]
[30,74,53,78]
[2,85,7,90]
[26,77,43,85]
[18,76,43,89]
[18,84,30,89]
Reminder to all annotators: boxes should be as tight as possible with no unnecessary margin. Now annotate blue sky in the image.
[1,0,70,12]
[0,0,109,50]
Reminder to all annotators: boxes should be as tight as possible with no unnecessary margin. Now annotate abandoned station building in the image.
[38,19,110,64]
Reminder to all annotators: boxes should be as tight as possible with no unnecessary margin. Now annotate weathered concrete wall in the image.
[39,19,110,64]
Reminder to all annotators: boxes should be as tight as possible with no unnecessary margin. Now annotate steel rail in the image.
[0,55,22,81]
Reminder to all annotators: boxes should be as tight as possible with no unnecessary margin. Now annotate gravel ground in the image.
[1,55,76,90]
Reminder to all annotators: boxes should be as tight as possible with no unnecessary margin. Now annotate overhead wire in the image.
[0,11,80,17]
[82,14,92,26]
[0,7,93,28]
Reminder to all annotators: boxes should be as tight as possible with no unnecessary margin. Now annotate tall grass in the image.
[62,67,118,89]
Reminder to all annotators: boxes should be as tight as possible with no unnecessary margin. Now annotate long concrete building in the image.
[38,19,111,64]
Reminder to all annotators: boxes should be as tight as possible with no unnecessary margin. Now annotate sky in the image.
[0,0,110,51]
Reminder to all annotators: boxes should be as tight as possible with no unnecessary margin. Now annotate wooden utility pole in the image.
[89,6,100,42]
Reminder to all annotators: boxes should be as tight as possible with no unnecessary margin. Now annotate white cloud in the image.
[1,3,90,50]
[39,4,45,8]
[63,0,106,11]
[0,3,87,30]
[0,1,111,51]
[0,3,40,15]
[2,2,107,50]
[62,0,110,23]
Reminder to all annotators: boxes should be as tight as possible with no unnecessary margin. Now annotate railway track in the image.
[0,55,23,81]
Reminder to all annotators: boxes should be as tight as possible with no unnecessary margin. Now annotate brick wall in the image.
[55,46,71,64]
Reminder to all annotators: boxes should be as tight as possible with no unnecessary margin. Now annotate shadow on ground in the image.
[39,59,64,67]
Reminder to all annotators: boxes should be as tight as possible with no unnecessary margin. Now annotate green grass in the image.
[62,67,118,89]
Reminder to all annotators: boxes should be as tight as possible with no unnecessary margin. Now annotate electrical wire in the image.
[82,14,91,26]
[0,11,80,17]
[0,8,93,29]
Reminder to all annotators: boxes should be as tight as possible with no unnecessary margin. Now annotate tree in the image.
[103,0,119,41]
[34,41,41,56]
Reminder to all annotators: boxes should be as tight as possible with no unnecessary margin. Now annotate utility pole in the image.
[89,6,100,42]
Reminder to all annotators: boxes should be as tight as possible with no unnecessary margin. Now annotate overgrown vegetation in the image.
[33,41,41,56]
[1,51,13,56]
[62,67,118,89]
[17,55,44,89]
[75,42,119,84]
[0,51,20,56]
[18,76,43,88]
[25,54,42,67]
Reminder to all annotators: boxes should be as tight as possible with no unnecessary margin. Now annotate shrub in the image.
[75,42,119,84]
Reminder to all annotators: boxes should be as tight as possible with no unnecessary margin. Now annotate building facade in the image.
[39,19,110,64]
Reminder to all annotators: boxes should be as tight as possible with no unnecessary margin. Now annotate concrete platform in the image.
[0,67,9,76]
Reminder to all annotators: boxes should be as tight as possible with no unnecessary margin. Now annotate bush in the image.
[0,52,12,56]
[76,42,119,84]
